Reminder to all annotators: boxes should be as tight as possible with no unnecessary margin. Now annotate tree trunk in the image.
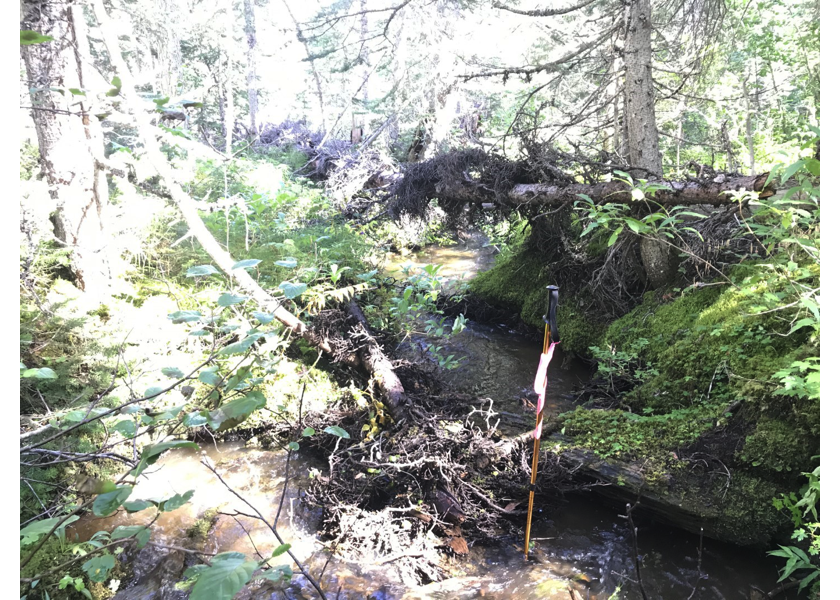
[742,79,756,175]
[223,5,234,156]
[428,173,772,208]
[242,0,258,140]
[623,0,662,177]
[21,0,110,293]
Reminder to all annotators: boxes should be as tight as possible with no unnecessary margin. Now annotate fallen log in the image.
[436,172,773,208]
[92,0,409,423]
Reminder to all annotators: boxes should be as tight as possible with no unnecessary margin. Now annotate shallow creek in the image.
[70,238,781,599]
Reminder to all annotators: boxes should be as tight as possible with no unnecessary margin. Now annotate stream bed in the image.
[70,238,782,599]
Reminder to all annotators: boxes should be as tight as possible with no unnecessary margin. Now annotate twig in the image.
[202,456,328,600]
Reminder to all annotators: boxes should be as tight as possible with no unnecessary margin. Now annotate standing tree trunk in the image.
[242,0,258,140]
[742,79,756,175]
[160,0,182,98]
[223,5,234,156]
[21,0,110,293]
[623,0,662,177]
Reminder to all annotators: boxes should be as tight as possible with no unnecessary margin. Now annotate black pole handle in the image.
[544,285,560,344]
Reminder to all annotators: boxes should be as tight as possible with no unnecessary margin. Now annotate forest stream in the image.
[68,239,781,600]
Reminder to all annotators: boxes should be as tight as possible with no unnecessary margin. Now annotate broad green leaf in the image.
[82,554,116,583]
[288,441,299,451]
[302,427,315,437]
[131,441,199,476]
[168,310,202,324]
[189,552,258,600]
[218,334,261,355]
[324,425,349,439]
[111,525,151,546]
[20,516,79,546]
[144,386,165,399]
[624,218,647,234]
[253,312,275,325]
[21,367,58,380]
[162,367,184,379]
[186,265,220,277]
[232,259,261,270]
[274,257,298,268]
[114,420,137,438]
[218,293,248,307]
[21,30,54,45]
[631,188,645,201]
[184,564,209,579]
[162,490,195,512]
[152,96,170,106]
[92,487,132,516]
[271,543,292,557]
[110,76,122,89]
[781,160,805,184]
[183,411,209,427]
[189,329,211,337]
[278,281,307,299]
[123,500,154,513]
[199,369,222,386]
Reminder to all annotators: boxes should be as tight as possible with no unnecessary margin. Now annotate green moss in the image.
[469,246,604,353]
[186,508,220,541]
[738,417,816,476]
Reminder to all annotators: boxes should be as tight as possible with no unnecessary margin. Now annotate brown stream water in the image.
[69,237,781,599]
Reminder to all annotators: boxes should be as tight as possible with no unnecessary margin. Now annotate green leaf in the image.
[92,487,132,517]
[199,369,222,386]
[123,500,154,513]
[162,490,195,512]
[114,420,137,438]
[110,76,122,89]
[274,257,298,268]
[20,30,54,45]
[781,160,805,184]
[183,411,209,427]
[232,259,261,270]
[302,427,315,437]
[168,310,202,324]
[152,96,170,106]
[278,281,307,299]
[82,554,116,583]
[218,293,248,307]
[624,218,647,234]
[68,88,86,96]
[271,543,292,557]
[252,312,275,325]
[218,334,261,355]
[288,441,299,451]
[631,188,645,201]
[144,386,164,399]
[131,441,199,476]
[186,265,220,277]
[188,552,258,600]
[324,425,349,439]
[183,564,209,579]
[20,516,79,546]
[162,367,185,379]
[607,226,623,247]
[111,525,151,548]
[21,367,58,380]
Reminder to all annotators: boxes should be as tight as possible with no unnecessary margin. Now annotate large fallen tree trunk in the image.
[91,0,408,422]
[435,172,773,208]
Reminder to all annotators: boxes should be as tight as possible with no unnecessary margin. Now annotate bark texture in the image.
[242,0,258,139]
[21,0,110,292]
[623,0,662,177]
